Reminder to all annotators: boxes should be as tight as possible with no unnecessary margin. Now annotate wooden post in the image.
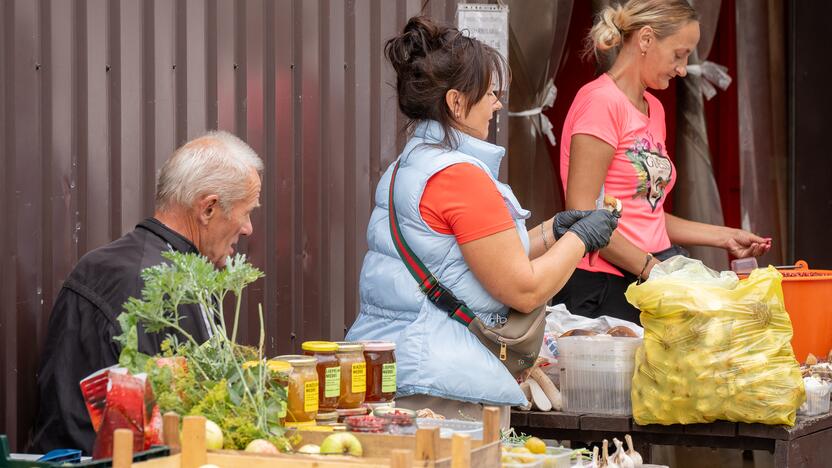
[112,429,134,468]
[181,415,207,468]
[415,427,439,461]
[390,449,414,468]
[482,406,500,443]
[451,433,471,468]
[162,412,181,453]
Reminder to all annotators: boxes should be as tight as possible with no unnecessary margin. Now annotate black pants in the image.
[552,268,642,325]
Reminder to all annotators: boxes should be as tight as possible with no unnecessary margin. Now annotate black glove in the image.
[553,209,619,254]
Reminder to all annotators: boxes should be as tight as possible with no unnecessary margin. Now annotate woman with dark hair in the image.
[345,16,619,417]
[554,0,770,324]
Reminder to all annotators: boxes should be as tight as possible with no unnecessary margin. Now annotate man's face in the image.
[200,168,261,268]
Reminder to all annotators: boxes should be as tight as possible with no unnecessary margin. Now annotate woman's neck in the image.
[606,50,648,114]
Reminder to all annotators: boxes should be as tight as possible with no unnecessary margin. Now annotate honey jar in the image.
[274,354,319,422]
[334,342,366,409]
[301,341,341,412]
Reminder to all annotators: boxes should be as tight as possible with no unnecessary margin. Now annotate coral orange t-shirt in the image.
[419,163,515,245]
[560,74,676,276]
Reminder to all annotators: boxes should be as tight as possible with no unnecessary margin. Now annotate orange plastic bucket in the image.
[776,260,832,363]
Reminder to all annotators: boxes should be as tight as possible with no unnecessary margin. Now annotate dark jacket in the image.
[32,218,213,454]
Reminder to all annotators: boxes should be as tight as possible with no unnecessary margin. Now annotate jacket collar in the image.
[413,120,505,179]
[137,217,199,254]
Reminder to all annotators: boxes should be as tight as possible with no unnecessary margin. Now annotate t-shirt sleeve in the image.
[569,90,623,149]
[419,163,515,245]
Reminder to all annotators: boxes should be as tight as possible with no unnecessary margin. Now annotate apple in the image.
[297,444,321,454]
[204,419,224,450]
[319,432,363,457]
[244,439,279,455]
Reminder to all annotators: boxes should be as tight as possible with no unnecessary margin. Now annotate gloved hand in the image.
[552,209,619,254]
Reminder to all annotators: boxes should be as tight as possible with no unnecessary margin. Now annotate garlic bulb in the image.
[611,438,634,468]
[602,439,619,468]
[625,434,643,466]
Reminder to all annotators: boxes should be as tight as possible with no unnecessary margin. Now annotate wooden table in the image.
[511,410,832,467]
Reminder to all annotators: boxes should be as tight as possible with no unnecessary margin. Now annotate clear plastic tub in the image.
[557,335,642,415]
[533,447,573,468]
[501,453,544,468]
[415,418,483,439]
[798,377,831,416]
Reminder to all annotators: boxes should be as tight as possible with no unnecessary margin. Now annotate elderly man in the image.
[32,131,263,454]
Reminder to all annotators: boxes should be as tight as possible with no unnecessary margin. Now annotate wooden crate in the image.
[115,408,502,468]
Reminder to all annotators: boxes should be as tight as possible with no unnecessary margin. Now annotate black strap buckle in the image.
[425,281,465,316]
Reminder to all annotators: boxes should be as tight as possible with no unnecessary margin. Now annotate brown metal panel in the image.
[119,0,145,233]
[85,0,111,249]
[141,0,156,216]
[273,0,298,354]
[185,0,207,139]
[107,0,122,238]
[299,0,323,346]
[240,0,266,348]
[153,0,176,174]
[324,0,347,340]
[12,0,43,449]
[215,0,235,133]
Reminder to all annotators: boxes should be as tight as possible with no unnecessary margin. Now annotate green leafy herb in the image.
[115,251,289,450]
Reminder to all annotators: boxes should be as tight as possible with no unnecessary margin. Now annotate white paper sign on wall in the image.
[457,3,509,66]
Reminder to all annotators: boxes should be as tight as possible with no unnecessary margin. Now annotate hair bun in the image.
[386,16,446,71]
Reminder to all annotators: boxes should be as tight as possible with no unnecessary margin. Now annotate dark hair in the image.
[385,16,509,149]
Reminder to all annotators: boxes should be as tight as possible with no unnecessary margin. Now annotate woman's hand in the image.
[722,228,771,258]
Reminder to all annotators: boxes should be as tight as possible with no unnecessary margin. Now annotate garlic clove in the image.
[612,438,635,468]
[625,434,643,466]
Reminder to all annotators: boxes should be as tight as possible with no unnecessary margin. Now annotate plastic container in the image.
[315,411,339,426]
[557,335,642,415]
[500,453,544,468]
[415,418,483,439]
[301,340,341,412]
[776,261,832,362]
[360,340,397,403]
[344,415,390,433]
[336,406,369,423]
[533,447,573,468]
[374,408,416,435]
[335,342,366,409]
[274,354,319,422]
[798,377,832,416]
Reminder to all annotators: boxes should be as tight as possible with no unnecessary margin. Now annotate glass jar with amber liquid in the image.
[334,342,366,409]
[360,340,396,403]
[274,354,319,423]
[301,340,341,412]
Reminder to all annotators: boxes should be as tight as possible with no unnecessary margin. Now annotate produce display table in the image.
[511,410,832,467]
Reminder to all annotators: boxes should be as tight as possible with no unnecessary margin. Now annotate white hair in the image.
[155,131,264,213]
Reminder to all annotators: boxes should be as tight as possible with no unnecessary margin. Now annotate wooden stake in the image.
[112,429,133,468]
[162,412,181,454]
[415,427,439,461]
[390,449,414,468]
[451,433,471,468]
[181,415,207,468]
[482,406,500,443]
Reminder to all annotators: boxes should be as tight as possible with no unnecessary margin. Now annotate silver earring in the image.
[642,50,647,56]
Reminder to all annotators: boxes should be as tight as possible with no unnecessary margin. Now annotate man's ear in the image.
[197,194,220,225]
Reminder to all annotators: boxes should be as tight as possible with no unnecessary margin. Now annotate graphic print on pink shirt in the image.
[625,132,673,211]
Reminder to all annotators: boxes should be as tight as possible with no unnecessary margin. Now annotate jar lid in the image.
[360,340,396,352]
[336,407,369,417]
[301,341,339,352]
[315,411,339,422]
[273,354,316,367]
[334,341,365,352]
[363,401,396,411]
[267,360,292,373]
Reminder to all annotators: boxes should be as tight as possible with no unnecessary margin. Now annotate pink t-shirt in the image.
[560,74,675,276]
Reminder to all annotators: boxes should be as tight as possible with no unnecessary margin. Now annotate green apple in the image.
[319,432,363,457]
[297,444,321,454]
[204,419,224,450]
[244,439,279,454]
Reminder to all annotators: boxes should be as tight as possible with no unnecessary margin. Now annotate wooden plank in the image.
[112,429,134,468]
[181,415,207,468]
[162,412,181,454]
[737,422,790,440]
[451,433,471,468]
[682,421,737,437]
[738,413,832,440]
[482,407,500,443]
[580,414,631,432]
[415,427,439,461]
[390,449,413,468]
[526,411,581,429]
[631,423,685,434]
[510,410,529,427]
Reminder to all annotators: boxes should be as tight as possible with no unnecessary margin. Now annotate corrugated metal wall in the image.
[0,0,468,450]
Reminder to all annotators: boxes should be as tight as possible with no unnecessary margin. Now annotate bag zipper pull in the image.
[499,341,507,361]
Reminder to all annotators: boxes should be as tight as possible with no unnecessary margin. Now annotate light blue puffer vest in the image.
[345,120,529,406]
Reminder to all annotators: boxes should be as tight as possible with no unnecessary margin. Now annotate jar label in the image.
[382,362,397,393]
[351,362,366,393]
[324,366,341,398]
[304,380,319,413]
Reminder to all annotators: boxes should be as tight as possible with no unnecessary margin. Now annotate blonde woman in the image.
[554,0,770,323]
